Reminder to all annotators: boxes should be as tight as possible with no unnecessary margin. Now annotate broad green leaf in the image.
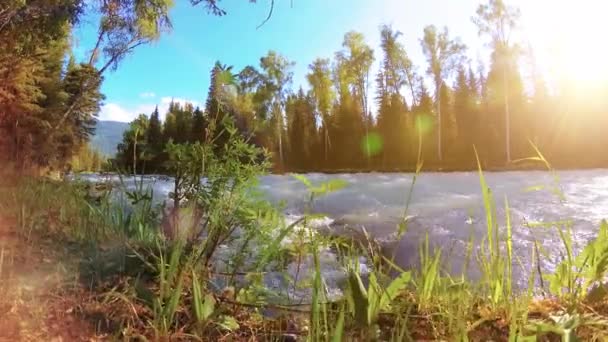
[201,293,216,321]
[348,271,369,326]
[381,271,411,310]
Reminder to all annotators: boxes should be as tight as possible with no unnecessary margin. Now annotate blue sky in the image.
[74,0,606,122]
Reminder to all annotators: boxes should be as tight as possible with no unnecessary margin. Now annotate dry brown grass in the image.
[0,216,106,341]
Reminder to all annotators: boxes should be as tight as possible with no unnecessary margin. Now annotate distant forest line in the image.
[113,25,608,173]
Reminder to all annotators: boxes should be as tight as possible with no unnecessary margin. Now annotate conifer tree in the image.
[307,58,335,168]
[205,62,236,152]
[375,25,413,169]
[146,106,164,171]
[286,89,317,170]
[191,106,207,143]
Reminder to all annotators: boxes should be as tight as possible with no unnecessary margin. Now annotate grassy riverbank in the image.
[3,172,608,341]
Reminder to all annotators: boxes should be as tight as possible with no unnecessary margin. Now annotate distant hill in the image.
[90,120,130,157]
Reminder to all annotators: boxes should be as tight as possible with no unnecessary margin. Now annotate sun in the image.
[521,0,608,87]
[553,22,608,86]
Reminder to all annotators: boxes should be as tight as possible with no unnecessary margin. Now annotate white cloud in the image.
[99,97,201,123]
[139,92,156,98]
[99,103,135,122]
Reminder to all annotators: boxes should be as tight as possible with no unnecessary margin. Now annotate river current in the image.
[76,170,608,300]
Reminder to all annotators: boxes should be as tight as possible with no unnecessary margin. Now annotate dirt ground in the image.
[0,217,105,341]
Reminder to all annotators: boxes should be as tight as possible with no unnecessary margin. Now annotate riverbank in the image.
[95,160,608,176]
[3,177,608,340]
[0,216,101,340]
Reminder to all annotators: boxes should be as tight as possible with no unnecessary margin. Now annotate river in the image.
[75,170,608,299]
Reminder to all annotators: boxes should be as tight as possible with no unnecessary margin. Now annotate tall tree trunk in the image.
[322,116,330,168]
[436,80,443,164]
[276,109,284,171]
[132,131,138,176]
[133,141,137,176]
[324,125,329,165]
[363,71,371,169]
[503,66,511,163]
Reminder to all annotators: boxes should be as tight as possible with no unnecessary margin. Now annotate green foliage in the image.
[347,270,411,329]
[192,271,216,323]
[70,144,107,172]
[421,24,466,162]
[286,89,317,170]
[0,0,177,170]
[544,220,608,308]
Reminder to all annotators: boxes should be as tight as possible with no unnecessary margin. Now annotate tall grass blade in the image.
[331,305,345,342]
[506,197,513,298]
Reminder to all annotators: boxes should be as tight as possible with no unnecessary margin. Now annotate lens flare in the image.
[415,114,434,135]
[361,132,383,157]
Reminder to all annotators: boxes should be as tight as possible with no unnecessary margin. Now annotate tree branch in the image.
[88,26,107,67]
[256,0,275,29]
[98,39,147,75]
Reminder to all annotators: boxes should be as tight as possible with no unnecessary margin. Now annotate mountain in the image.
[90,120,130,157]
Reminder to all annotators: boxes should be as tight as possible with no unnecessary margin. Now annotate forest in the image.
[2,1,607,175]
[110,6,608,173]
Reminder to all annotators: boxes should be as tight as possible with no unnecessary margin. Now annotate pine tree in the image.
[164,112,178,144]
[148,106,163,147]
[205,61,235,152]
[61,62,104,144]
[191,106,207,143]
[412,81,434,163]
[146,106,164,171]
[485,48,525,162]
[453,67,477,164]
[438,82,455,164]
[333,60,365,169]
[286,89,317,170]
[375,25,413,169]
[174,102,193,143]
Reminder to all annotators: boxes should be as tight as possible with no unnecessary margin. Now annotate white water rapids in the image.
[75,170,608,300]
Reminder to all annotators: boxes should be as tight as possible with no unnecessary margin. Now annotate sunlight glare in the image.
[522,0,608,87]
